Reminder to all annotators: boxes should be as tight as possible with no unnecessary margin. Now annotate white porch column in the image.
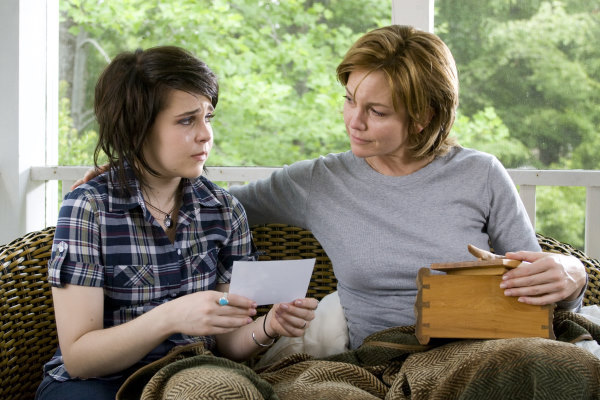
[0,0,58,246]
[392,0,434,32]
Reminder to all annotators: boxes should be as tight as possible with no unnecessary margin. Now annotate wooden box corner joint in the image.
[415,259,554,345]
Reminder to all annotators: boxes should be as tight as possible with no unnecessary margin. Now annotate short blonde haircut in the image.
[337,25,458,159]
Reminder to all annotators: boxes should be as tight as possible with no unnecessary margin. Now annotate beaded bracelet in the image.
[263,314,280,340]
[251,331,275,347]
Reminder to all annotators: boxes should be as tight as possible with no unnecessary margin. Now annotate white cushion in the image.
[575,305,600,359]
[255,291,349,368]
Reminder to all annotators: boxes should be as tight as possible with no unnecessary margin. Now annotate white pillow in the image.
[255,291,349,368]
[575,305,600,359]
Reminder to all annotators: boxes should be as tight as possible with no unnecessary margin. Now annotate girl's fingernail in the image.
[281,304,289,310]
[294,300,302,306]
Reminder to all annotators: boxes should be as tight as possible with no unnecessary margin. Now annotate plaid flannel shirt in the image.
[43,166,254,382]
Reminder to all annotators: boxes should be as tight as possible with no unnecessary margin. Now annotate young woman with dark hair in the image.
[36,46,317,400]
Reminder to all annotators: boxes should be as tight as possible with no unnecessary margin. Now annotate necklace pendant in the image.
[164,214,172,228]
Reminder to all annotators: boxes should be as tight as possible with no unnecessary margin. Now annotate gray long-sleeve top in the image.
[230,147,581,348]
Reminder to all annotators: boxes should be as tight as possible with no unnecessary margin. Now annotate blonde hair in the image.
[337,25,458,159]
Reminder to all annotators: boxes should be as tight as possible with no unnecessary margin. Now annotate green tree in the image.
[437,0,600,169]
[536,186,586,248]
[59,0,390,167]
[452,107,531,168]
[58,81,99,166]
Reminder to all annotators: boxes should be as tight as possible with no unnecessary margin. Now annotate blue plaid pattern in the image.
[43,166,254,381]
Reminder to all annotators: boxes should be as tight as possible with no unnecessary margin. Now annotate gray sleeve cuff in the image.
[556,274,588,313]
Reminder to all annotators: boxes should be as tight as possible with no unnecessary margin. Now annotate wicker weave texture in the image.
[0,226,57,400]
[251,224,337,298]
[251,224,337,317]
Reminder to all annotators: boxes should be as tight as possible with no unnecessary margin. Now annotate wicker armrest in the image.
[0,226,57,400]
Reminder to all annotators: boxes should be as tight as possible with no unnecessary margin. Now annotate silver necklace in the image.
[144,199,177,228]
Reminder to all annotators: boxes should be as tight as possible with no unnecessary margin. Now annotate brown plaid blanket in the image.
[117,311,600,399]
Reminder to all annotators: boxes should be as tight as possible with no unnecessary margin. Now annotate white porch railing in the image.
[30,166,600,259]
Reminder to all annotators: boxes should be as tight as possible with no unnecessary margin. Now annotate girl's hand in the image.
[501,251,586,305]
[265,298,319,338]
[167,291,257,336]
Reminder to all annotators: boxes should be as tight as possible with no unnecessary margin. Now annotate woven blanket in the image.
[117,311,600,400]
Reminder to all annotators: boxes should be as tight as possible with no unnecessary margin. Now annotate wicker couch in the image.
[1,224,599,400]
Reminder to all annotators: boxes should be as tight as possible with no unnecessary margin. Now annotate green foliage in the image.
[535,186,585,250]
[437,0,600,168]
[569,117,600,170]
[452,107,532,168]
[59,0,389,167]
[58,81,100,166]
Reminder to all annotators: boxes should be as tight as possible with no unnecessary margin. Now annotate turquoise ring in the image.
[218,292,229,306]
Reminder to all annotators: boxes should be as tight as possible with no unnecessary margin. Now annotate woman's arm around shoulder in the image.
[229,158,318,227]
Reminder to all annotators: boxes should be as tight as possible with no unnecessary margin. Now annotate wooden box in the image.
[415,259,554,345]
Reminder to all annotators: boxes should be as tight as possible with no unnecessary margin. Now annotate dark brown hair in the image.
[94,46,218,193]
[337,25,458,159]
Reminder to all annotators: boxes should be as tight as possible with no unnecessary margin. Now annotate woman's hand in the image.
[265,298,319,338]
[167,290,257,337]
[501,251,587,305]
[215,297,319,361]
[70,164,109,190]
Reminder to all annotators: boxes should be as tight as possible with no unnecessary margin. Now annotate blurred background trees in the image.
[59,0,389,167]
[58,0,600,249]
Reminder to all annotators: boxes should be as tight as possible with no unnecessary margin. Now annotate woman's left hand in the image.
[501,251,587,305]
[265,298,319,338]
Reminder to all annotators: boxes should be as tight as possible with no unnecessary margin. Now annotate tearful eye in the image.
[205,113,216,123]
[178,117,194,126]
